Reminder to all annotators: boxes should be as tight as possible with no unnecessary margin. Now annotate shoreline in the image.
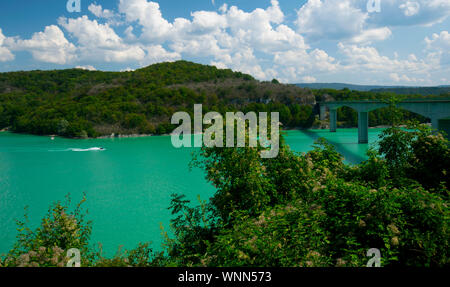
[0,126,394,140]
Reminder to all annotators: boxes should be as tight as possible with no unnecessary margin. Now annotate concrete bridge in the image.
[320,99,450,143]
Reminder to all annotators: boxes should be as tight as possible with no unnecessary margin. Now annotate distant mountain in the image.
[296,83,397,91]
[370,86,450,96]
[296,83,450,96]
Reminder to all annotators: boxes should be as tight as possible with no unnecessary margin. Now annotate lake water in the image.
[0,128,383,255]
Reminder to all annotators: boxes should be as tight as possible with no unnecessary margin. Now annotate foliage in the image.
[2,125,448,267]
[0,195,165,267]
[378,124,450,192]
[161,127,449,267]
[0,61,317,137]
[1,194,91,267]
[2,88,449,267]
[2,61,444,138]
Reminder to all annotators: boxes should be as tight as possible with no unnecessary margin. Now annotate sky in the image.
[0,0,449,86]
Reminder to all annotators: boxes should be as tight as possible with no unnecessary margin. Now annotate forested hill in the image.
[0,61,315,138]
[370,86,450,96]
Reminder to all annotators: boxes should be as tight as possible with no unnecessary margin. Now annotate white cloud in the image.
[120,67,135,72]
[58,16,146,63]
[117,0,311,80]
[59,16,122,48]
[389,73,418,83]
[141,45,181,66]
[13,25,76,64]
[75,65,96,71]
[338,42,433,84]
[119,0,173,42]
[296,0,450,43]
[273,48,338,83]
[1,0,448,85]
[302,76,317,83]
[219,4,228,14]
[425,30,450,50]
[211,47,269,80]
[296,0,368,40]
[350,27,392,44]
[0,28,14,62]
[399,1,421,17]
[425,31,450,68]
[88,4,116,19]
[363,0,450,27]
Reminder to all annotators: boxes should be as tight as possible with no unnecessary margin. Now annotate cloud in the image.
[0,28,14,62]
[399,1,421,17]
[296,0,450,43]
[116,0,312,80]
[88,4,116,19]
[58,16,122,48]
[302,76,317,83]
[337,42,433,84]
[119,0,172,42]
[58,16,146,63]
[273,48,338,82]
[363,0,450,27]
[0,0,448,85]
[425,31,450,67]
[211,47,269,79]
[296,0,368,41]
[141,45,181,66]
[120,67,135,72]
[118,0,293,54]
[389,73,417,83]
[13,25,76,64]
[350,27,392,44]
[425,30,450,50]
[75,65,96,71]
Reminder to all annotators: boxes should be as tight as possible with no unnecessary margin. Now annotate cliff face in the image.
[0,61,316,138]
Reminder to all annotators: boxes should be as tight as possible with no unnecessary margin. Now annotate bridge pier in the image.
[330,109,337,132]
[358,111,369,144]
[320,105,327,121]
[431,117,440,130]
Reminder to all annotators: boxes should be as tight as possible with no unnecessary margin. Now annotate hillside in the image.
[0,61,316,138]
[370,86,450,96]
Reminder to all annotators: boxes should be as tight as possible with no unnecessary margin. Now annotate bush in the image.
[163,129,449,267]
[1,194,91,267]
[2,127,448,267]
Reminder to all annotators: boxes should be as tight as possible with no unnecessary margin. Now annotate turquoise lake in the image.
[0,129,383,255]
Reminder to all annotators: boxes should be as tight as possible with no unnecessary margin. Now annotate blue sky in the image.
[0,0,448,85]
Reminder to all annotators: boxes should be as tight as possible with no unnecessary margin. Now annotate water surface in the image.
[0,128,382,255]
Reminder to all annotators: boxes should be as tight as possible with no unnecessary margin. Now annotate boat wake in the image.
[68,147,106,152]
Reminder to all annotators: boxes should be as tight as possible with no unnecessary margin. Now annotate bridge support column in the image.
[431,117,440,131]
[358,111,369,144]
[330,109,337,132]
[320,105,326,121]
